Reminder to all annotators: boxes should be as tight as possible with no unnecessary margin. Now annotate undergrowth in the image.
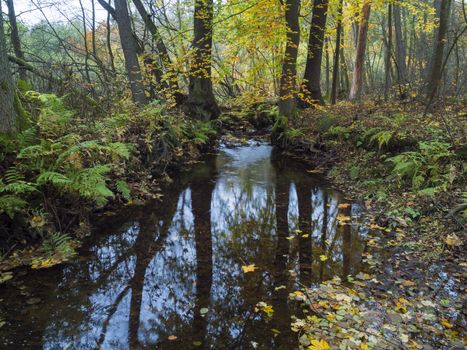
[0,91,218,265]
[291,100,465,257]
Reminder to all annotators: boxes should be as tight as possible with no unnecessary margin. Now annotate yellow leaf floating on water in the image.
[319,255,328,262]
[31,258,61,269]
[255,302,274,317]
[241,264,256,273]
[302,234,309,238]
[336,214,351,222]
[338,203,351,209]
[286,236,294,240]
[360,343,369,350]
[308,338,330,350]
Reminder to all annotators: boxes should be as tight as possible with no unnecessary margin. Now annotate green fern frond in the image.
[41,232,76,259]
[17,127,38,149]
[4,167,25,183]
[1,181,37,195]
[36,171,71,187]
[116,180,131,200]
[0,195,27,218]
[106,142,132,160]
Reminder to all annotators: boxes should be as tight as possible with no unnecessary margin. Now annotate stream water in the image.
[0,143,370,350]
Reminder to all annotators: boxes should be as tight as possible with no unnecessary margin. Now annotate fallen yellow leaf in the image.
[440,319,452,328]
[445,234,462,247]
[319,255,328,262]
[241,264,256,273]
[308,338,330,350]
[338,203,351,209]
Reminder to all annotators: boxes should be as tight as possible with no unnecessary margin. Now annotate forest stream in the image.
[0,143,371,349]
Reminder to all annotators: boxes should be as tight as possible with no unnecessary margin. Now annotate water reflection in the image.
[0,144,368,349]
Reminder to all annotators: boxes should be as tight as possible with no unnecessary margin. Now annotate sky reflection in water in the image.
[0,144,369,350]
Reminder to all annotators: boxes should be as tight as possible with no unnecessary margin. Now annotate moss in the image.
[0,79,9,92]
[14,92,31,131]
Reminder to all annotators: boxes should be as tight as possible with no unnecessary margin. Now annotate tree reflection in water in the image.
[0,144,369,349]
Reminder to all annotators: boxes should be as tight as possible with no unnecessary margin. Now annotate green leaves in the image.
[386,141,453,193]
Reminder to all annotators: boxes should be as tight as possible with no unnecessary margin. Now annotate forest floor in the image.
[280,100,466,349]
[1,97,465,348]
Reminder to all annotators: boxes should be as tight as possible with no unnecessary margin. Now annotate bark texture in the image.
[393,4,407,97]
[114,0,148,105]
[5,0,26,81]
[300,0,329,106]
[331,0,343,104]
[426,0,451,101]
[187,0,220,120]
[0,0,16,133]
[132,0,183,103]
[278,0,301,117]
[349,1,371,101]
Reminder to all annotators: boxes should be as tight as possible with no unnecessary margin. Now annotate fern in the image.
[0,168,37,195]
[387,141,453,193]
[116,180,131,200]
[69,165,114,205]
[106,142,132,160]
[36,171,71,187]
[17,127,38,149]
[0,195,27,218]
[41,232,76,259]
[3,167,24,183]
[370,130,394,150]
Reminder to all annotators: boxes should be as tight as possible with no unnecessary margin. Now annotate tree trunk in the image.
[0,1,16,133]
[349,1,371,101]
[384,3,393,101]
[426,0,451,103]
[187,0,220,121]
[5,0,26,81]
[393,4,407,98]
[300,0,329,106]
[114,0,147,105]
[331,0,343,105]
[132,0,184,103]
[278,0,301,116]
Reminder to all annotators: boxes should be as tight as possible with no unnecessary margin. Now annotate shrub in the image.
[387,141,454,195]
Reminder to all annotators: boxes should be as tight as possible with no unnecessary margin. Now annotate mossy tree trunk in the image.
[273,0,300,144]
[5,0,27,82]
[278,0,301,117]
[300,0,329,107]
[0,0,16,134]
[187,0,220,121]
